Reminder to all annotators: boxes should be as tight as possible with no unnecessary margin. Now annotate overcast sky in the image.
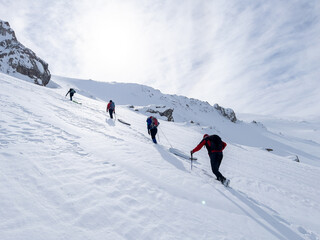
[1,0,320,119]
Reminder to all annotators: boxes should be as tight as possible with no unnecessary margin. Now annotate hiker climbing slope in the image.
[65,88,76,101]
[191,134,229,186]
[106,100,115,119]
[146,116,159,144]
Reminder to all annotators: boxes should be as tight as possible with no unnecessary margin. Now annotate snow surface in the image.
[1,73,320,240]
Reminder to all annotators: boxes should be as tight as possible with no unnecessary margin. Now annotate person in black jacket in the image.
[66,88,76,101]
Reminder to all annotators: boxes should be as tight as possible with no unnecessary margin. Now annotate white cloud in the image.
[0,0,319,119]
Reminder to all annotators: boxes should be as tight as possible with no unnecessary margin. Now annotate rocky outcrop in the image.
[214,104,237,123]
[0,20,51,86]
[252,120,266,129]
[265,148,273,152]
[161,109,174,122]
[146,108,174,122]
[287,155,300,162]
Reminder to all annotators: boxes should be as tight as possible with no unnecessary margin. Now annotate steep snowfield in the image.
[1,73,319,240]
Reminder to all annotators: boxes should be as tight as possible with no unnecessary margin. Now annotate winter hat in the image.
[203,134,209,139]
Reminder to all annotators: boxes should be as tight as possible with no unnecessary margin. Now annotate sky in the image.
[0,0,320,119]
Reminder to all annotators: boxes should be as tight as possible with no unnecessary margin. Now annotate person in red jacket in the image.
[106,100,115,119]
[191,134,229,186]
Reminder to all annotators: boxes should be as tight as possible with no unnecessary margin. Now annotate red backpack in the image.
[152,117,159,127]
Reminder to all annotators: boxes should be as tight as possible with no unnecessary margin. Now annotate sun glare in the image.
[76,2,148,82]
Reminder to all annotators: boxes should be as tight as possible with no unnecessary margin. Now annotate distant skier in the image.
[191,134,229,186]
[146,116,159,144]
[65,88,76,101]
[106,100,115,119]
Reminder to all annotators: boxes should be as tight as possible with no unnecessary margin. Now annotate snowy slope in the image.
[53,75,320,167]
[239,113,320,149]
[1,73,320,240]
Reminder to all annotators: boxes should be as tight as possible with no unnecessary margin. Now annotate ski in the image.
[223,179,230,187]
[72,100,82,105]
[169,148,197,160]
[118,119,131,126]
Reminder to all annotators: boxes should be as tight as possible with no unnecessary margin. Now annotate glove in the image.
[190,150,193,155]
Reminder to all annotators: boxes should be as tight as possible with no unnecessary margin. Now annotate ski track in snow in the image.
[0,74,319,240]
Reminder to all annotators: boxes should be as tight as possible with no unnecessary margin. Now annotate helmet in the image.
[203,134,209,139]
[109,100,112,102]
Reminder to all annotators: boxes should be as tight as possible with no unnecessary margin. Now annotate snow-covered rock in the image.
[146,107,174,122]
[0,20,51,86]
[214,103,237,122]
[287,155,300,162]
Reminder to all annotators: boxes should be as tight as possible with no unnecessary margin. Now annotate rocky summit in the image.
[0,20,51,86]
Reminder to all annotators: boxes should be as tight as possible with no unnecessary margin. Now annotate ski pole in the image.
[159,126,172,148]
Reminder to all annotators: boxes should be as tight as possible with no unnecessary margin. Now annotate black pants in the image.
[108,109,114,119]
[209,152,225,182]
[150,128,157,143]
[70,93,74,101]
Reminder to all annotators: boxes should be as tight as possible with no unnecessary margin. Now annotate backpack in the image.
[152,117,159,127]
[147,117,159,128]
[207,134,223,151]
[109,102,115,109]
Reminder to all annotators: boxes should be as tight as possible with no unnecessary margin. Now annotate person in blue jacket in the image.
[146,116,159,144]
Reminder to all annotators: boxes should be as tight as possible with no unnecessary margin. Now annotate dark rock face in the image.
[0,20,51,86]
[161,109,174,122]
[214,104,237,123]
[288,155,300,162]
[146,108,174,122]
